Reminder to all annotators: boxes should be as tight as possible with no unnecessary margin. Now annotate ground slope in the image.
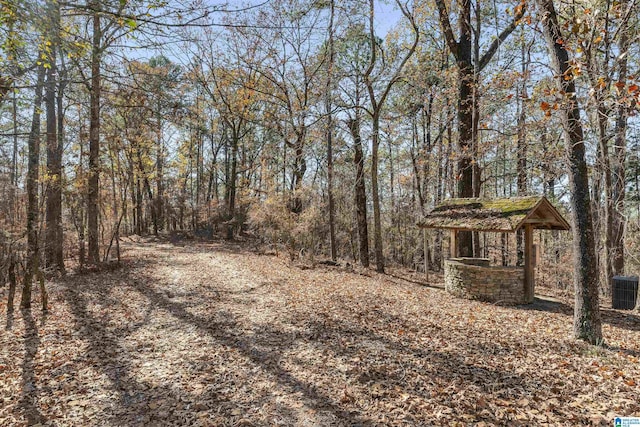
[1,237,639,426]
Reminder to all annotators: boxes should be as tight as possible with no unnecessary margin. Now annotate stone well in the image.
[444,258,526,305]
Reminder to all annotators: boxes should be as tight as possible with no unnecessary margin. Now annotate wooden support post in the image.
[450,229,457,259]
[524,224,534,303]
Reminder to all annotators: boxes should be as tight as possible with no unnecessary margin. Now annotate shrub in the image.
[248,189,325,260]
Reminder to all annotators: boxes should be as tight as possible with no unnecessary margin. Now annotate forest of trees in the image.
[1,0,639,344]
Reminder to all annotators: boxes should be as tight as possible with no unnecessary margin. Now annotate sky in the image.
[125,0,405,66]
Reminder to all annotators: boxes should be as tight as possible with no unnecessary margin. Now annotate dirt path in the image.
[1,238,639,426]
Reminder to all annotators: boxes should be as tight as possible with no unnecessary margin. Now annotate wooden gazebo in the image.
[418,196,570,304]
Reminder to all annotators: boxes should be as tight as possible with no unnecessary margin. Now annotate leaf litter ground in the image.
[1,237,639,426]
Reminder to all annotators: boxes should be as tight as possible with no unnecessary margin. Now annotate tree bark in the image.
[363,0,419,272]
[289,136,306,213]
[596,99,613,294]
[135,176,143,235]
[226,129,239,239]
[434,0,525,257]
[610,16,630,279]
[348,116,370,268]
[22,64,46,310]
[370,114,384,272]
[516,34,529,267]
[154,112,164,235]
[7,256,17,312]
[326,0,337,262]
[10,78,17,221]
[78,137,86,269]
[87,2,101,264]
[538,0,602,344]
[45,0,65,274]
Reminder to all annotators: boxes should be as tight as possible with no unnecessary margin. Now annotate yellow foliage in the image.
[248,189,325,256]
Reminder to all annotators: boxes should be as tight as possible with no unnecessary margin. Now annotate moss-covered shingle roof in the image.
[417,196,570,232]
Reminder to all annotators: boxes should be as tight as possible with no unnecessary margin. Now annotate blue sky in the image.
[125,0,405,63]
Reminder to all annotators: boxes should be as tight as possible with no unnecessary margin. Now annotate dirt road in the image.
[1,237,639,426]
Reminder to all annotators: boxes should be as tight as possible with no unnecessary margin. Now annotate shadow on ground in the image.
[9,237,633,425]
[51,247,545,426]
[517,295,640,334]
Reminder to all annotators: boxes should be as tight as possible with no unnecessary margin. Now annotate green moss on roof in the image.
[437,196,540,213]
[418,196,569,232]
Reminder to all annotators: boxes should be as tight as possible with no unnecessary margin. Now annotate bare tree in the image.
[45,0,65,274]
[325,0,337,262]
[22,64,47,311]
[363,0,419,272]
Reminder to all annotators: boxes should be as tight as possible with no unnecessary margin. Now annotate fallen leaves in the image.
[1,237,639,426]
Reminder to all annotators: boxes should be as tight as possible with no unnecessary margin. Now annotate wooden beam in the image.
[521,219,567,228]
[524,224,534,303]
[421,226,514,233]
[450,229,457,258]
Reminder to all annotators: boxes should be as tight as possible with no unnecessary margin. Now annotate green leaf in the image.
[126,18,137,30]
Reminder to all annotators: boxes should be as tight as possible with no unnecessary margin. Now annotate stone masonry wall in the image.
[444,259,526,305]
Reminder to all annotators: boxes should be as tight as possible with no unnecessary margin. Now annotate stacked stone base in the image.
[444,258,527,305]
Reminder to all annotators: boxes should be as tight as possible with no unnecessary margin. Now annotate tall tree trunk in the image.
[348,116,369,268]
[583,21,613,294]
[370,114,384,272]
[363,0,419,272]
[595,99,613,294]
[610,119,626,280]
[87,2,101,264]
[326,0,337,262]
[134,144,157,233]
[538,0,602,344]
[610,19,630,280]
[226,130,238,239]
[516,34,529,267]
[44,54,60,269]
[78,137,86,269]
[289,134,307,214]
[10,79,18,222]
[195,95,202,210]
[56,60,67,269]
[590,143,602,275]
[155,112,164,235]
[45,1,65,274]
[456,33,475,258]
[546,168,560,287]
[7,255,17,312]
[22,65,46,310]
[135,176,143,235]
[434,0,525,257]
[411,126,422,204]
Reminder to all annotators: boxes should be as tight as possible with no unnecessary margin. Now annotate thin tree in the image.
[45,0,65,274]
[363,0,419,272]
[87,0,101,264]
[537,0,602,344]
[611,20,631,280]
[325,0,337,262]
[337,24,371,268]
[22,64,47,311]
[582,0,635,290]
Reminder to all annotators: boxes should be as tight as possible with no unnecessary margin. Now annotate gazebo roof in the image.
[417,196,570,232]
